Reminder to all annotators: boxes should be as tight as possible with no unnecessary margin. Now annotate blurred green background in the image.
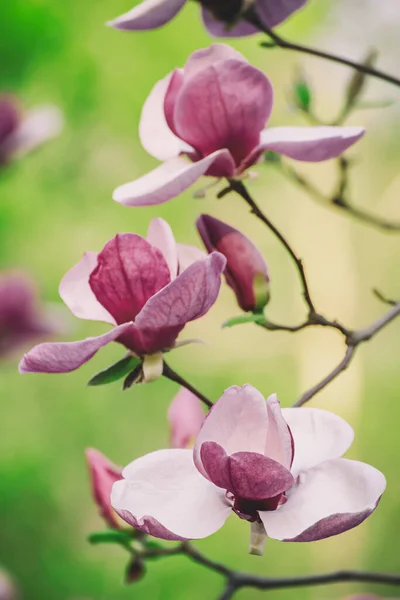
[1,0,400,598]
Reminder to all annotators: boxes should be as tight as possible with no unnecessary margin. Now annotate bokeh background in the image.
[1,0,400,598]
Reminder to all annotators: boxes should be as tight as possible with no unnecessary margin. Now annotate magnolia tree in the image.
[13,1,400,598]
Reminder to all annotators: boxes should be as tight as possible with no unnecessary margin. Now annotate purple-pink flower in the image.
[19,218,225,375]
[86,448,123,529]
[0,95,63,166]
[111,385,385,553]
[113,44,365,208]
[168,388,205,449]
[0,271,60,359]
[107,0,307,38]
[197,214,269,312]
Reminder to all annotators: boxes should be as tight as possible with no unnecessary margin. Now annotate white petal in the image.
[282,407,354,477]
[107,0,186,31]
[259,458,386,541]
[194,385,268,477]
[59,252,115,324]
[139,73,192,161]
[146,217,178,279]
[4,105,63,157]
[113,151,231,207]
[112,449,231,539]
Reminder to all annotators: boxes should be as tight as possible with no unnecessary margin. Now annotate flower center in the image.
[229,492,287,522]
[198,0,245,22]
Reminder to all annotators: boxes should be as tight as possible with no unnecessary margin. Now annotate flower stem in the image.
[162,360,213,408]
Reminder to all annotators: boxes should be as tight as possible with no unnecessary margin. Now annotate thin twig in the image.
[162,360,213,408]
[142,541,400,597]
[294,346,356,407]
[276,159,400,233]
[295,302,400,406]
[228,178,316,314]
[246,11,400,90]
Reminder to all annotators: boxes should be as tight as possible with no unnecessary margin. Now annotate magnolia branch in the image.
[245,10,400,90]
[162,360,213,408]
[276,157,400,233]
[136,540,400,599]
[226,180,400,405]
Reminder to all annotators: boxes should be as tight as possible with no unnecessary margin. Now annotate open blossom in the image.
[0,95,63,166]
[113,44,365,208]
[197,214,269,312]
[0,272,61,359]
[86,449,123,529]
[112,385,385,554]
[107,0,307,38]
[19,218,225,375]
[168,388,205,448]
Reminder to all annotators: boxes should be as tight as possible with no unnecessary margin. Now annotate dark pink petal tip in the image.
[115,508,188,540]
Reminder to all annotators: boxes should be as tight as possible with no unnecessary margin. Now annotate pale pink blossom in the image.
[107,0,307,37]
[113,44,365,208]
[197,213,269,312]
[0,95,63,165]
[112,385,385,553]
[19,218,225,374]
[85,449,122,529]
[168,388,205,448]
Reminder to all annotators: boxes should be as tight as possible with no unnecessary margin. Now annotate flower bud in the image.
[85,449,122,529]
[167,388,205,449]
[196,214,269,312]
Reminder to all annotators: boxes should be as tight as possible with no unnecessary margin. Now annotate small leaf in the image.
[88,530,133,546]
[264,151,281,164]
[222,313,266,328]
[345,49,378,108]
[88,355,141,386]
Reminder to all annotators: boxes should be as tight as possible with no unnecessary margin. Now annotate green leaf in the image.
[264,151,281,164]
[222,313,266,328]
[88,530,133,546]
[88,355,141,386]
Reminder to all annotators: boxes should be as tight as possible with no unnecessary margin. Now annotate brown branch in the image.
[246,11,400,90]
[162,360,213,408]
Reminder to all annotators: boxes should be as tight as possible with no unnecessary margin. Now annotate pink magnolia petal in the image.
[18,322,133,374]
[3,105,63,158]
[259,458,386,541]
[164,69,185,137]
[202,8,258,37]
[168,388,205,449]
[176,243,206,273]
[194,385,269,477]
[173,60,273,165]
[139,73,191,161]
[265,394,293,469]
[183,43,247,79]
[111,449,231,539]
[85,448,122,529]
[89,234,170,324]
[59,252,115,324]
[201,442,293,499]
[282,407,354,477]
[113,151,234,207]
[256,126,365,162]
[107,0,186,30]
[146,217,178,279]
[135,251,226,330]
[255,0,308,28]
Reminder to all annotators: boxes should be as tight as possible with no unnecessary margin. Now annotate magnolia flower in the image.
[113,44,365,208]
[0,95,63,166]
[108,0,307,37]
[112,385,385,554]
[197,214,269,312]
[168,388,205,448]
[19,218,225,376]
[0,272,60,359]
[86,448,122,529]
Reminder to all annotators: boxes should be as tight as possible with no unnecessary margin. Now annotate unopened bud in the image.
[196,214,269,313]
